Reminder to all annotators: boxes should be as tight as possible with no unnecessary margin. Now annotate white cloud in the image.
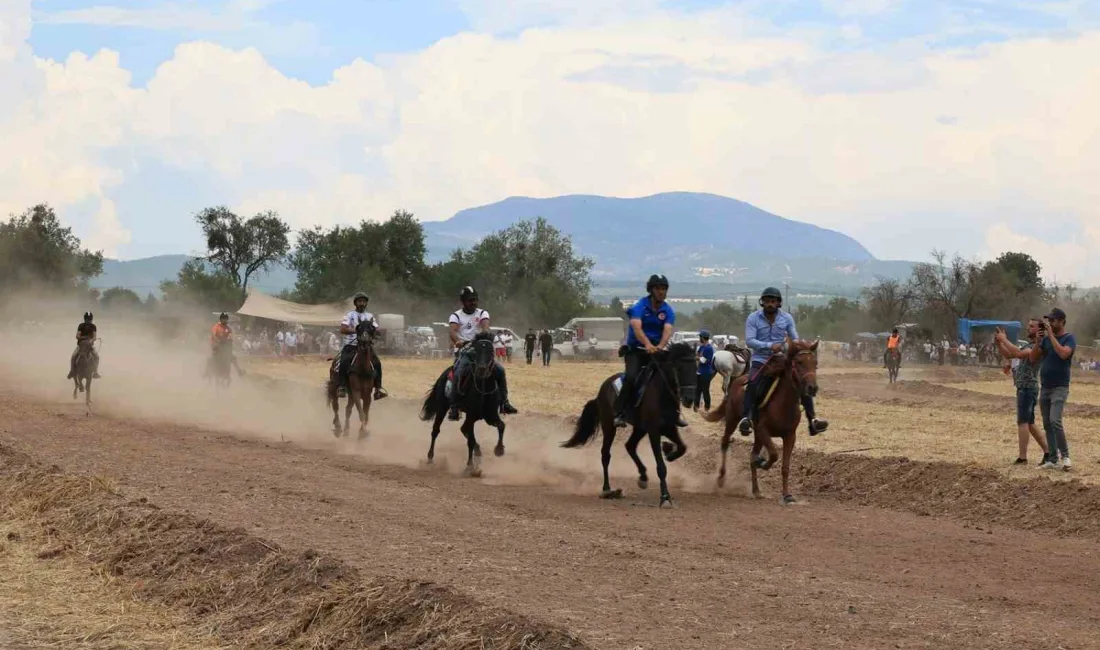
[3,0,1099,284]
[983,221,1100,287]
[820,0,901,16]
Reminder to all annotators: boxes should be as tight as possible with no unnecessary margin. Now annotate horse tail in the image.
[419,370,447,421]
[701,394,729,423]
[561,399,600,448]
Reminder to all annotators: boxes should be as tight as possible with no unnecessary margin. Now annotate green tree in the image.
[992,252,1043,294]
[290,210,428,303]
[0,204,103,295]
[440,217,595,325]
[862,277,915,331]
[196,206,291,300]
[609,296,624,314]
[159,259,240,311]
[99,287,143,311]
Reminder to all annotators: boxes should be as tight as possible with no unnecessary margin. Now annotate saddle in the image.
[611,362,661,409]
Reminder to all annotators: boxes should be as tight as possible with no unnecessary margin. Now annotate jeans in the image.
[525,347,534,364]
[542,349,552,365]
[694,372,713,410]
[616,350,645,418]
[1039,386,1070,460]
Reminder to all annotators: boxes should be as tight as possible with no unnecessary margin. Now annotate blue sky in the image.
[4,0,1099,282]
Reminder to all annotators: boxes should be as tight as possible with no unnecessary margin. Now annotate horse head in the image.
[470,333,496,376]
[663,342,698,408]
[355,320,376,350]
[785,336,820,399]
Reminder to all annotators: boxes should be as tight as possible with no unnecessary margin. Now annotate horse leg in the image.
[717,428,733,488]
[781,433,797,504]
[625,426,648,489]
[343,384,356,438]
[357,389,371,441]
[493,417,506,457]
[85,377,92,414]
[72,377,79,400]
[462,416,482,478]
[661,426,687,462]
[599,423,622,498]
[750,438,764,498]
[648,428,673,507]
[427,405,445,464]
[331,389,342,436]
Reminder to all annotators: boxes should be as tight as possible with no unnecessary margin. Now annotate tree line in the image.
[2,202,1097,344]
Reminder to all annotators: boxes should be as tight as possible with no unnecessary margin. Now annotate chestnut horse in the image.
[703,338,820,503]
[326,320,376,439]
[886,347,901,384]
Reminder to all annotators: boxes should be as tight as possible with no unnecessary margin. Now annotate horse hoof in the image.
[637,478,648,490]
[716,475,726,488]
[752,454,768,469]
[493,445,505,457]
[752,491,764,500]
[782,494,797,505]
[357,431,368,442]
[659,497,676,509]
[465,466,482,478]
[600,489,624,499]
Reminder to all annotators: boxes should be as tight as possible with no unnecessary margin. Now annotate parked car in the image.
[671,331,701,349]
[561,317,625,359]
[489,326,519,356]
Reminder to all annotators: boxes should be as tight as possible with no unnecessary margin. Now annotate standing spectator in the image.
[694,331,716,412]
[276,330,285,356]
[284,329,297,357]
[524,328,537,365]
[539,329,554,366]
[939,336,949,366]
[328,331,340,355]
[1031,308,1077,470]
[503,330,514,363]
[995,319,1051,466]
[493,330,507,362]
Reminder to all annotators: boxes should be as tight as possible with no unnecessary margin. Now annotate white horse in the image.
[713,346,750,395]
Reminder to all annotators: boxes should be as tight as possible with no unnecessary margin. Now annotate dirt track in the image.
[3,389,1100,650]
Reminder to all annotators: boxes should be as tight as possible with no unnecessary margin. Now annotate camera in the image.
[1038,321,1048,331]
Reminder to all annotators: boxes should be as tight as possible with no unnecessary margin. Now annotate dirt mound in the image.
[796,450,1100,538]
[0,444,589,650]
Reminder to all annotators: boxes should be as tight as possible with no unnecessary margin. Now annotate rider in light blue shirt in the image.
[737,286,829,437]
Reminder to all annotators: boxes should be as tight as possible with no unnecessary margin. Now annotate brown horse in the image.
[71,339,96,415]
[886,347,901,384]
[704,338,820,503]
[561,342,697,506]
[326,321,376,440]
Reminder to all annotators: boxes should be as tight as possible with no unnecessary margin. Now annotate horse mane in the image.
[473,331,493,342]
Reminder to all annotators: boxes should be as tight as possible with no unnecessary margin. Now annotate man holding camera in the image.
[999,308,1076,470]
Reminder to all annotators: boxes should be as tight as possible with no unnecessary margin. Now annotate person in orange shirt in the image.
[883,327,902,368]
[207,312,244,377]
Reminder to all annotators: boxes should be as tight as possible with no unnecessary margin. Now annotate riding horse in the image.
[326,320,376,439]
[71,339,96,414]
[886,347,901,384]
[714,343,751,395]
[419,334,506,477]
[705,338,820,503]
[210,339,233,392]
[561,342,697,506]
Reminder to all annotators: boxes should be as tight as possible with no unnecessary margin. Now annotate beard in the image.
[763,305,778,316]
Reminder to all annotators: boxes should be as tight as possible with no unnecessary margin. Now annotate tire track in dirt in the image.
[2,391,1100,649]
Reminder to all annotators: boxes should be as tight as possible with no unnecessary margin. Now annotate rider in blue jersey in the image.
[614,274,689,429]
[737,287,829,437]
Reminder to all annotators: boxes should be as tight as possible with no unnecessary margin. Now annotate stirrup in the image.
[738,417,753,436]
[613,413,628,429]
[374,388,388,400]
[447,405,461,421]
[676,414,689,427]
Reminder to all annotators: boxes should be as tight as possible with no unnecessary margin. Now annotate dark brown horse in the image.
[71,339,96,415]
[326,321,376,439]
[704,338,820,503]
[886,346,901,384]
[419,334,505,477]
[561,342,697,507]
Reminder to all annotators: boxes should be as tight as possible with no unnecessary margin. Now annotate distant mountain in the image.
[93,192,917,297]
[422,192,913,287]
[92,255,297,296]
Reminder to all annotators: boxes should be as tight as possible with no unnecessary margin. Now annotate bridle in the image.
[788,348,818,393]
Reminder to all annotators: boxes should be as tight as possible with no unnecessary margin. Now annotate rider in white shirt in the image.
[447,286,518,420]
[338,291,387,399]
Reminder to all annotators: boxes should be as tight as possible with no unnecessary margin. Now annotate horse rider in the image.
[737,286,829,437]
[614,274,690,429]
[883,327,902,368]
[338,292,387,400]
[67,311,101,379]
[208,312,245,376]
[447,286,518,421]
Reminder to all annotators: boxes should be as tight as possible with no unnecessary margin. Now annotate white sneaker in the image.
[1040,460,1059,470]
[1062,457,1073,471]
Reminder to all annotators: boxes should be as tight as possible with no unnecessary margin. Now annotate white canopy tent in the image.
[235,290,351,327]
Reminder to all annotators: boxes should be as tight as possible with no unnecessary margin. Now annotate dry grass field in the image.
[250,353,1100,484]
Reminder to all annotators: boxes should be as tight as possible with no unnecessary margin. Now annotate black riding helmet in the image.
[646,274,670,293]
[83,311,93,322]
[760,286,783,305]
[352,291,369,303]
[219,312,229,321]
[460,286,478,301]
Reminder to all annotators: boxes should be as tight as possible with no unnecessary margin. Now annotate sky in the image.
[2,0,1099,284]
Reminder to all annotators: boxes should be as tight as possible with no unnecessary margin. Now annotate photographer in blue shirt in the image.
[1025,307,1077,470]
[737,287,829,437]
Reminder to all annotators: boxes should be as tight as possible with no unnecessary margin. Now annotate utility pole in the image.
[784,281,792,316]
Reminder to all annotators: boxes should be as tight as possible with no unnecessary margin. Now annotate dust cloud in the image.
[0,297,730,499]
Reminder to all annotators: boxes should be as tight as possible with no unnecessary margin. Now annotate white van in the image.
[561,317,625,358]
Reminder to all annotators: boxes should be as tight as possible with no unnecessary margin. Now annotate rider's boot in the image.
[677,408,689,427]
[92,358,100,379]
[67,355,75,380]
[372,356,388,400]
[802,395,829,436]
[447,397,461,421]
[496,365,518,415]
